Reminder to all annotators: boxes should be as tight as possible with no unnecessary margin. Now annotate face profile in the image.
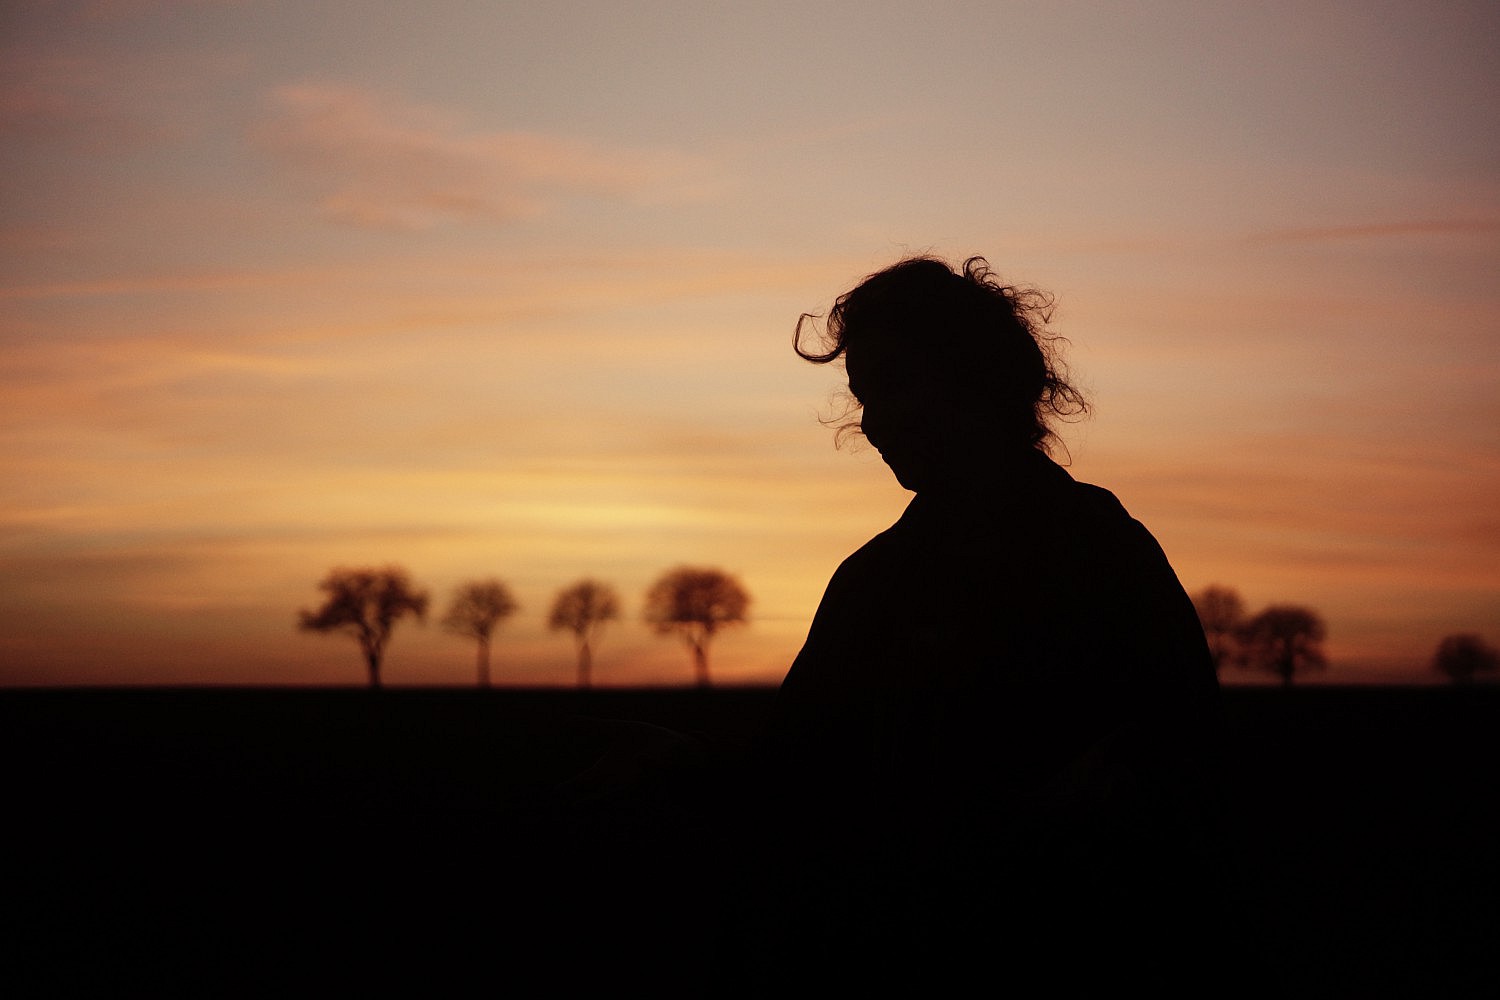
[844,341,947,492]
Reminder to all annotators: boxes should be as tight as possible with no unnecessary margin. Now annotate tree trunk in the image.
[692,640,710,687]
[476,638,490,688]
[577,640,592,689]
[366,649,382,689]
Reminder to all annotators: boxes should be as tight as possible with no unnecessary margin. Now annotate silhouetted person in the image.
[727,257,1223,988]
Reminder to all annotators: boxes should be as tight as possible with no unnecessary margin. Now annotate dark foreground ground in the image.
[3,685,1495,994]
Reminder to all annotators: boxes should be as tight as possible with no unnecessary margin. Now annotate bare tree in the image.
[1432,633,1500,684]
[297,566,429,688]
[1238,605,1327,687]
[1191,584,1246,671]
[643,566,750,687]
[441,579,518,688]
[548,579,621,689]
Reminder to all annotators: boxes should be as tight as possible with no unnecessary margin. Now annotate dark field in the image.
[4,686,1494,992]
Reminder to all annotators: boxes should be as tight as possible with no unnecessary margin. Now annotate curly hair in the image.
[793,255,1089,454]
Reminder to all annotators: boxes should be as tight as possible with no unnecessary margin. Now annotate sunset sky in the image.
[3,1,1496,687]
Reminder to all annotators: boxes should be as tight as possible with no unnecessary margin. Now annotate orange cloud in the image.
[253,84,716,229]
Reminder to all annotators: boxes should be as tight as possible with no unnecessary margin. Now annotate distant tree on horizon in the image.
[297,566,429,688]
[1191,584,1246,672]
[548,579,621,689]
[1238,604,1327,686]
[643,566,750,687]
[1432,633,1499,684]
[441,579,519,688]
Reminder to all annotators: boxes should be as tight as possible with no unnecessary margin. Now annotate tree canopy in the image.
[1432,633,1499,684]
[643,566,749,686]
[1238,605,1327,686]
[1191,584,1246,672]
[441,579,518,687]
[548,579,621,688]
[297,566,429,688]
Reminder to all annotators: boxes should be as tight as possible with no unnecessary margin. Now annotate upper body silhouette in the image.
[739,256,1223,985]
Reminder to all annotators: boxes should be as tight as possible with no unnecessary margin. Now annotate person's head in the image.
[794,255,1087,490]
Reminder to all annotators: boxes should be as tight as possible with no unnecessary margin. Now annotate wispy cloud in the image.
[1248,219,1500,243]
[0,51,175,149]
[1,26,246,154]
[71,0,233,23]
[253,84,715,229]
[0,269,316,302]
